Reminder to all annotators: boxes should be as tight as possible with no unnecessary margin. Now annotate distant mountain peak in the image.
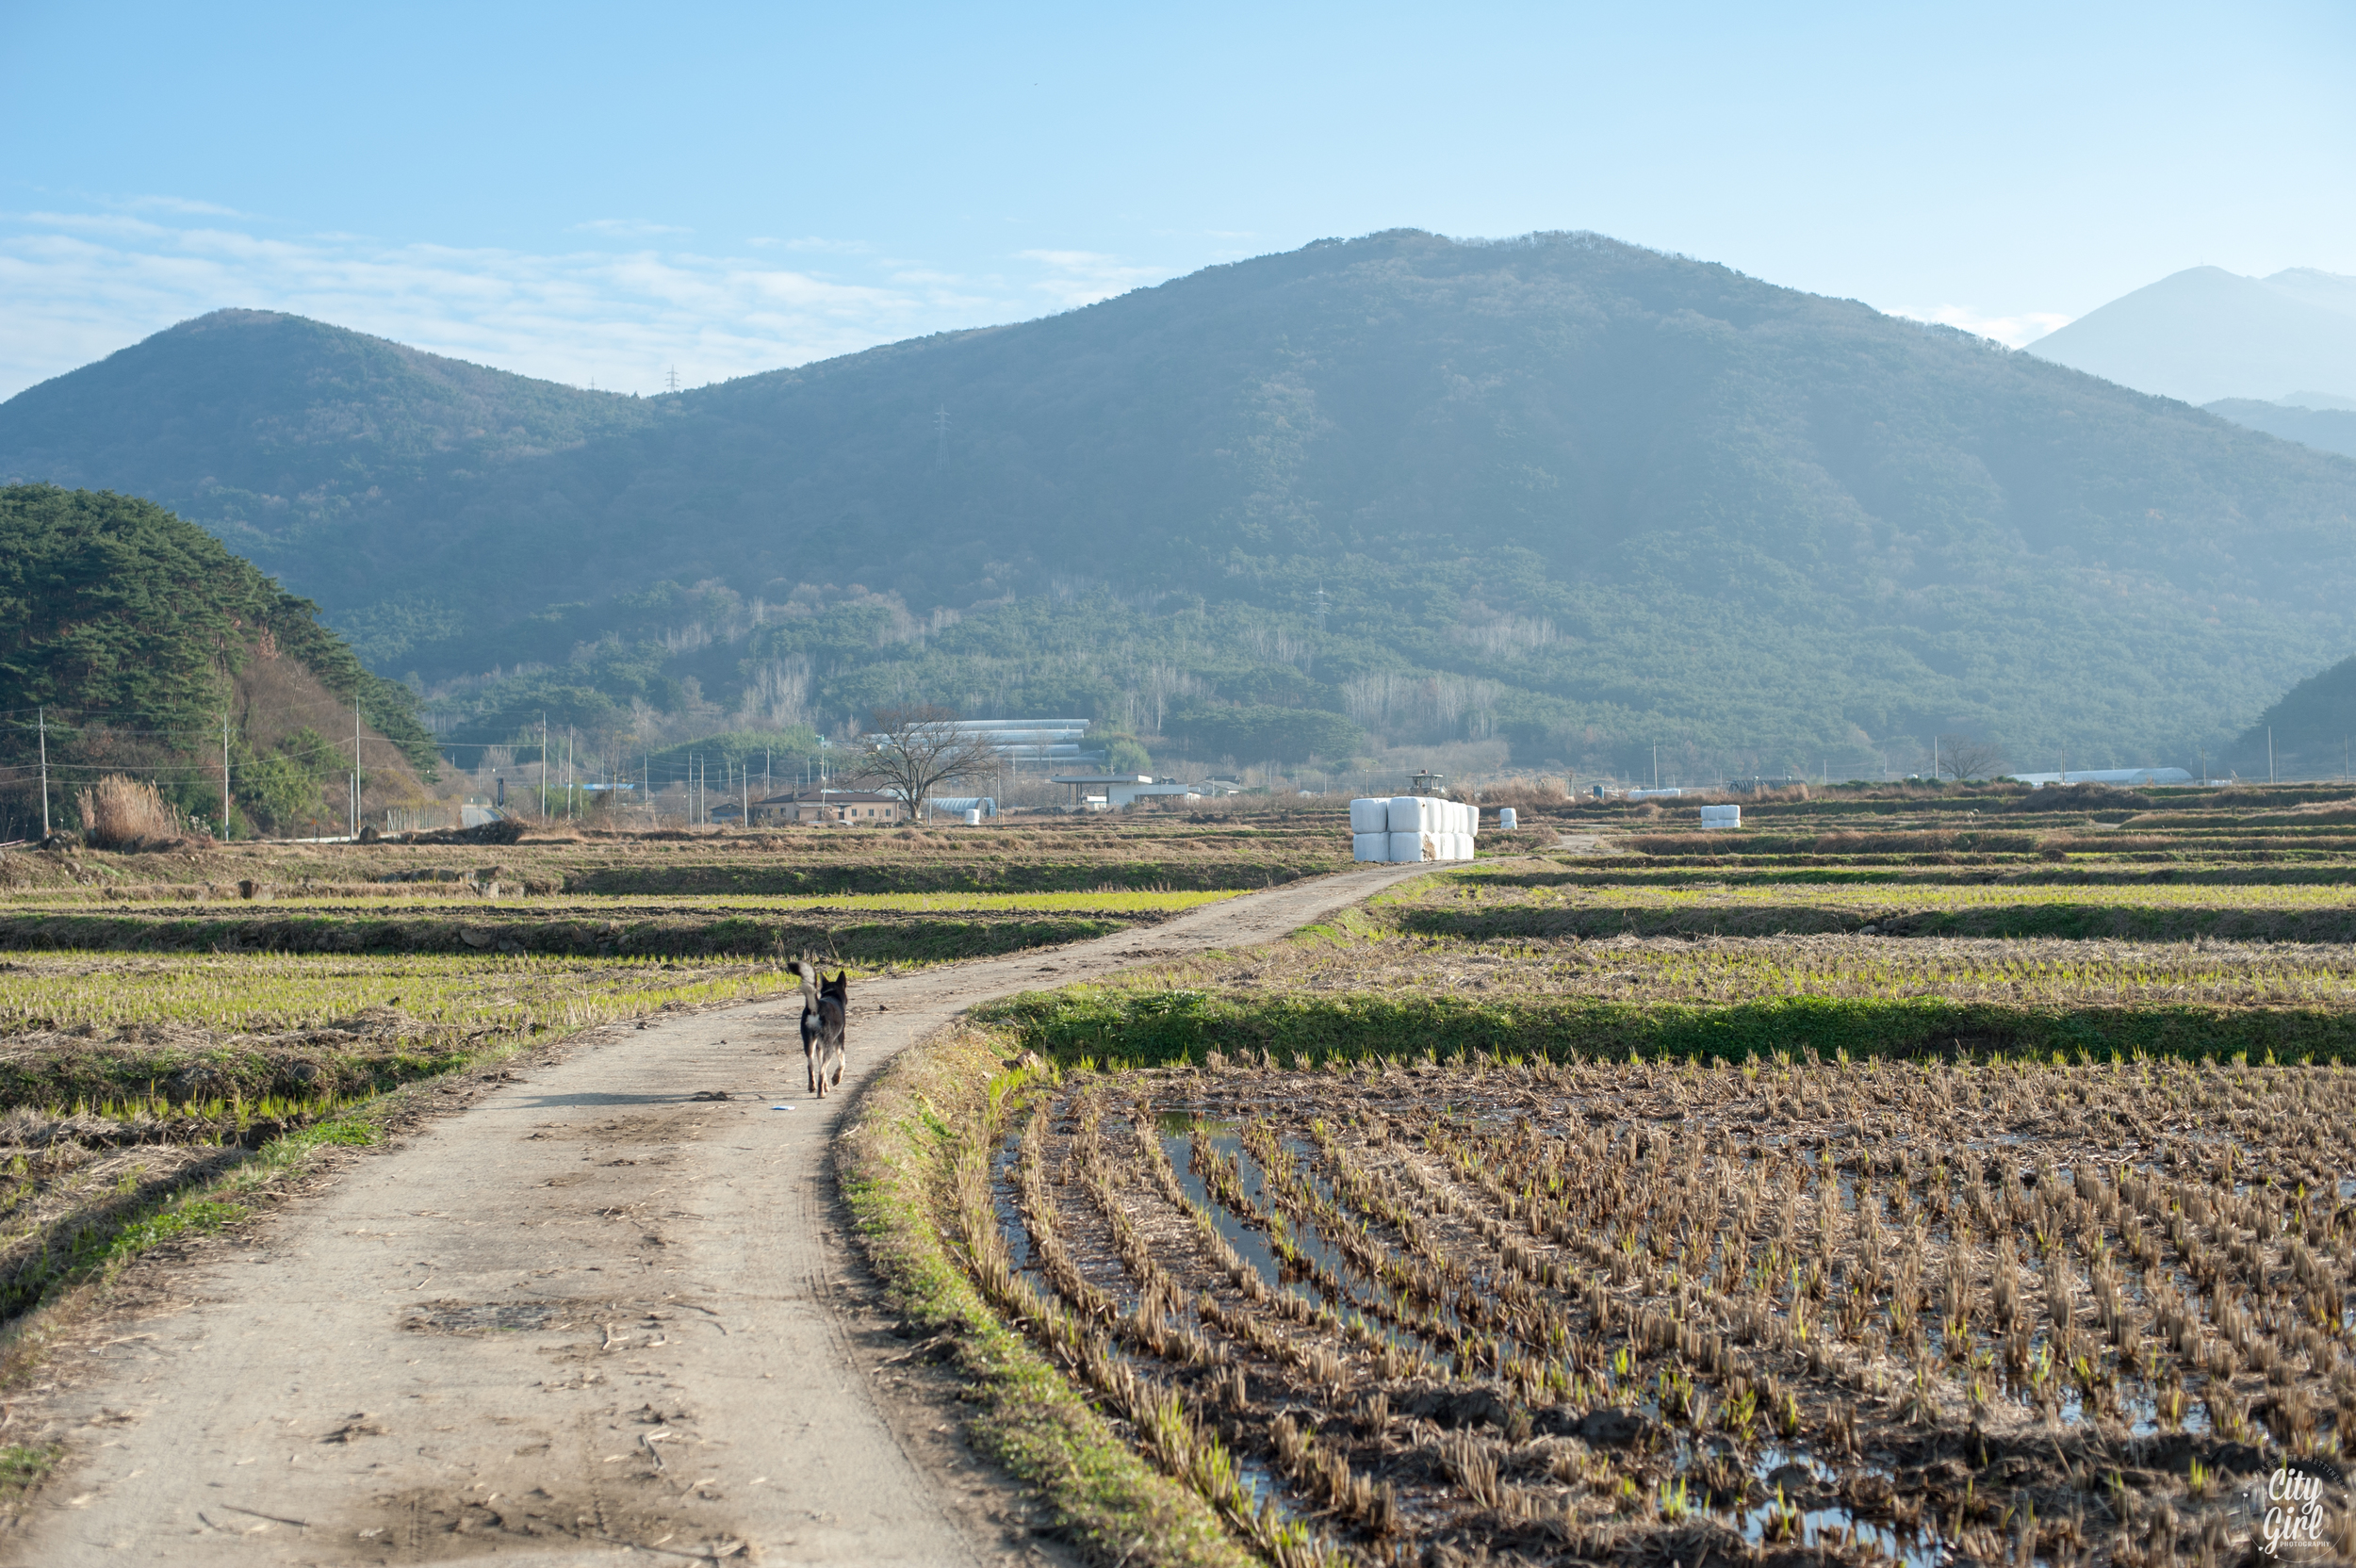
[2028,265,2356,404]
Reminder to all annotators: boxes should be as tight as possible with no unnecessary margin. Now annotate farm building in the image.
[748,789,907,825]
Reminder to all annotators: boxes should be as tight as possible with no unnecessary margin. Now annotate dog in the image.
[798,956,848,1096]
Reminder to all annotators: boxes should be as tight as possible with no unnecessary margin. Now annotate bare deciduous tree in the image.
[1937,735,2007,781]
[848,704,1001,819]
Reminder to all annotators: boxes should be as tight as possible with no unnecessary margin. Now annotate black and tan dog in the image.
[797,956,848,1096]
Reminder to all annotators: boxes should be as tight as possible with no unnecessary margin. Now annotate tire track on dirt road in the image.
[9,862,1435,1567]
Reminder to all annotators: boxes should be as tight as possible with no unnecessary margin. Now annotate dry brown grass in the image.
[72,776,184,849]
[1477,778,1571,809]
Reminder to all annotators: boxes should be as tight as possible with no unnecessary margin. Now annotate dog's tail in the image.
[797,954,820,1009]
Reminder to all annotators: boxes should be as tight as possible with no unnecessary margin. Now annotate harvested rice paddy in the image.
[0,949,804,1036]
[1161,929,2356,1010]
[949,1050,2355,1566]
[886,785,2356,1565]
[2,887,1244,915]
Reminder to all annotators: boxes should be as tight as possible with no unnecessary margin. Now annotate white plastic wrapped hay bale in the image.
[1699,804,1741,830]
[1352,832,1389,861]
[1350,797,1390,834]
[1448,831,1471,860]
[1498,807,1517,829]
[1386,830,1435,862]
[1388,795,1442,833]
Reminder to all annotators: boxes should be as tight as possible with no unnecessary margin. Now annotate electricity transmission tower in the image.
[666,366,680,393]
[934,406,949,466]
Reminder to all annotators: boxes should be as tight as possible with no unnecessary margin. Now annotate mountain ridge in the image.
[7,230,2356,778]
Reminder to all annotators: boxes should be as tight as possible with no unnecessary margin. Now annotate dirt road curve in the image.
[13,862,1431,1567]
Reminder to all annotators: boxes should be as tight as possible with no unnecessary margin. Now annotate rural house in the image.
[749,789,907,825]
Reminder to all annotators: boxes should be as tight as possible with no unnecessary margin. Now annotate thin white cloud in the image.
[0,204,1181,398]
[15,210,177,238]
[1888,302,2073,348]
[1016,248,1169,308]
[119,194,247,218]
[571,219,693,237]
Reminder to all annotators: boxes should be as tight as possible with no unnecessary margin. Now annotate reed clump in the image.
[73,776,187,850]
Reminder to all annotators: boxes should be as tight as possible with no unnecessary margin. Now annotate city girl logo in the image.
[2250,1462,2340,1560]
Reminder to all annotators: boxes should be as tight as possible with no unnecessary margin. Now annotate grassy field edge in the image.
[838,1021,1262,1568]
[975,988,2356,1066]
[0,910,1129,960]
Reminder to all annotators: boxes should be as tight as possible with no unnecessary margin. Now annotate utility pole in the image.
[352,704,362,839]
[37,708,50,839]
[567,726,576,819]
[2268,727,2275,784]
[221,711,232,841]
[540,713,548,818]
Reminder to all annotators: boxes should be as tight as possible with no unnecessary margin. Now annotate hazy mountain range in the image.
[6,229,2356,780]
[2201,395,2356,462]
[2028,266,2356,406]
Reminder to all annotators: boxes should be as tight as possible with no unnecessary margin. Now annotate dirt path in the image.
[9,863,1431,1568]
[1553,830,1625,855]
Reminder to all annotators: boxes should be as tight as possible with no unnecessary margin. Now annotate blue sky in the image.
[3,0,2350,399]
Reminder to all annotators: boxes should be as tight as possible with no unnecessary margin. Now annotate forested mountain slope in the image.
[0,484,435,838]
[7,231,2356,776]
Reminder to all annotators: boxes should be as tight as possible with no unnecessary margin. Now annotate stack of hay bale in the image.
[1350,795,1479,862]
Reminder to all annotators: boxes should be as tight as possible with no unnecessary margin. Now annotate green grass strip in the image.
[1393,903,2356,943]
[976,988,2356,1068]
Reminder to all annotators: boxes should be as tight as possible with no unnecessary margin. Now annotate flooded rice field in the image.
[973,1050,2356,1565]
